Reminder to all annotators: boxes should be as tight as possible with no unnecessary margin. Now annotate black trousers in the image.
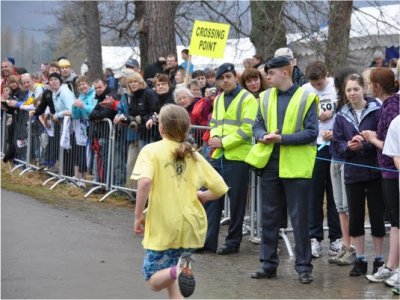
[259,160,313,274]
[203,157,250,251]
[382,178,399,228]
[308,146,341,242]
[346,179,385,237]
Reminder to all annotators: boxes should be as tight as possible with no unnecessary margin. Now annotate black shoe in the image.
[194,247,216,254]
[349,260,368,276]
[250,269,277,279]
[217,245,239,255]
[299,272,314,284]
[372,259,384,275]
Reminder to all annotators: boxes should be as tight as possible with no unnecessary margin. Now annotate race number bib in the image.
[319,98,336,112]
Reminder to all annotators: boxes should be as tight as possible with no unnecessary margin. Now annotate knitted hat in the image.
[7,57,15,65]
[48,72,62,82]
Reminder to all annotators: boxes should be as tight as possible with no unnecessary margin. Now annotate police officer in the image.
[202,63,258,254]
[246,56,319,283]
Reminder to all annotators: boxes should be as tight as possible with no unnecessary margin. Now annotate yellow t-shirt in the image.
[131,138,228,251]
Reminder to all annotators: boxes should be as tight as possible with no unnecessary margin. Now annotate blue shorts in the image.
[142,248,193,281]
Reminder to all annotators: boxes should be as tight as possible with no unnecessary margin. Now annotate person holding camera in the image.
[127,73,159,147]
[122,72,159,191]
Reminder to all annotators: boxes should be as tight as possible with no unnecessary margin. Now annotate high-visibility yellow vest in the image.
[245,87,319,178]
[210,89,258,161]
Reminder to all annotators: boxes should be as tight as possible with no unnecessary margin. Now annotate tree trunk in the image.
[325,1,353,75]
[136,1,180,66]
[135,1,148,68]
[83,1,103,81]
[250,1,287,61]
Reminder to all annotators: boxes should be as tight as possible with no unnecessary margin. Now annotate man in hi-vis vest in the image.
[201,63,258,255]
[245,56,319,284]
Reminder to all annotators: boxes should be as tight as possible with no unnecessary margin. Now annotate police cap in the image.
[264,56,291,73]
[216,63,235,80]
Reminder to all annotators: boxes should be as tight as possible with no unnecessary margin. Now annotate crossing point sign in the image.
[189,20,230,59]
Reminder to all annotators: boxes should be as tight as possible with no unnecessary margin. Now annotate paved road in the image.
[1,189,394,299]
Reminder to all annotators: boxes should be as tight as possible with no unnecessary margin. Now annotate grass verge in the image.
[1,162,134,209]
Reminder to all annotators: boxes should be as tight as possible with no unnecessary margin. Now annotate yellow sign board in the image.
[189,20,230,59]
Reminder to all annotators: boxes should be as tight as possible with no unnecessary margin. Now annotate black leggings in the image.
[346,179,385,237]
[382,178,399,228]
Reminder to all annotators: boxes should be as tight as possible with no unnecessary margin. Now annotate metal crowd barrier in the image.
[47,118,114,198]
[0,110,7,159]
[3,110,387,258]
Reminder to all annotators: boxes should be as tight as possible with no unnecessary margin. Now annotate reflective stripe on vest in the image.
[211,89,256,159]
[212,90,252,134]
[261,88,310,133]
[245,87,317,178]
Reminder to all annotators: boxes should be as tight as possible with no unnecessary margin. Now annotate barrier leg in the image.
[279,228,294,257]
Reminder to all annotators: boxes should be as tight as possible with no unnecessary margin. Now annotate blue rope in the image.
[317,141,399,173]
[316,156,400,173]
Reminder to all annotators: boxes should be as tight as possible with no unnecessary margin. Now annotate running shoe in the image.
[177,252,195,297]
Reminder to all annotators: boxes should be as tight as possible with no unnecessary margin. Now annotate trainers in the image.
[329,239,343,256]
[385,269,400,287]
[337,246,356,266]
[311,238,322,258]
[76,181,86,189]
[366,265,395,282]
[328,244,346,264]
[393,286,399,295]
[349,259,368,276]
[177,252,195,297]
[372,259,384,275]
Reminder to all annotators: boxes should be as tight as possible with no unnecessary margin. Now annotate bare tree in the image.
[96,1,180,67]
[325,1,353,74]
[136,1,180,66]
[250,1,287,60]
[45,2,87,69]
[83,1,103,81]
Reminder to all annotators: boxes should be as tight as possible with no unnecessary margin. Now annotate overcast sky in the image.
[2,0,397,43]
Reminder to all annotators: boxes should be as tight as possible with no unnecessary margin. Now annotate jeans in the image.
[330,161,348,213]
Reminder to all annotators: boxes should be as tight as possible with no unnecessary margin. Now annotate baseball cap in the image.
[274,47,294,59]
[126,58,140,68]
[114,68,135,79]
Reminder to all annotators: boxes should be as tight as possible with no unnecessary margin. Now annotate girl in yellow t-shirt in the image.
[132,104,228,299]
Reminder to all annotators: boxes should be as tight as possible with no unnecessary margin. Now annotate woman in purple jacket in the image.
[332,73,385,277]
[362,68,399,283]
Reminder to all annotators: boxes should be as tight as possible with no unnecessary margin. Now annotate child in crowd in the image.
[332,73,385,277]
[302,61,342,259]
[361,68,399,285]
[132,104,228,298]
[382,115,400,296]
